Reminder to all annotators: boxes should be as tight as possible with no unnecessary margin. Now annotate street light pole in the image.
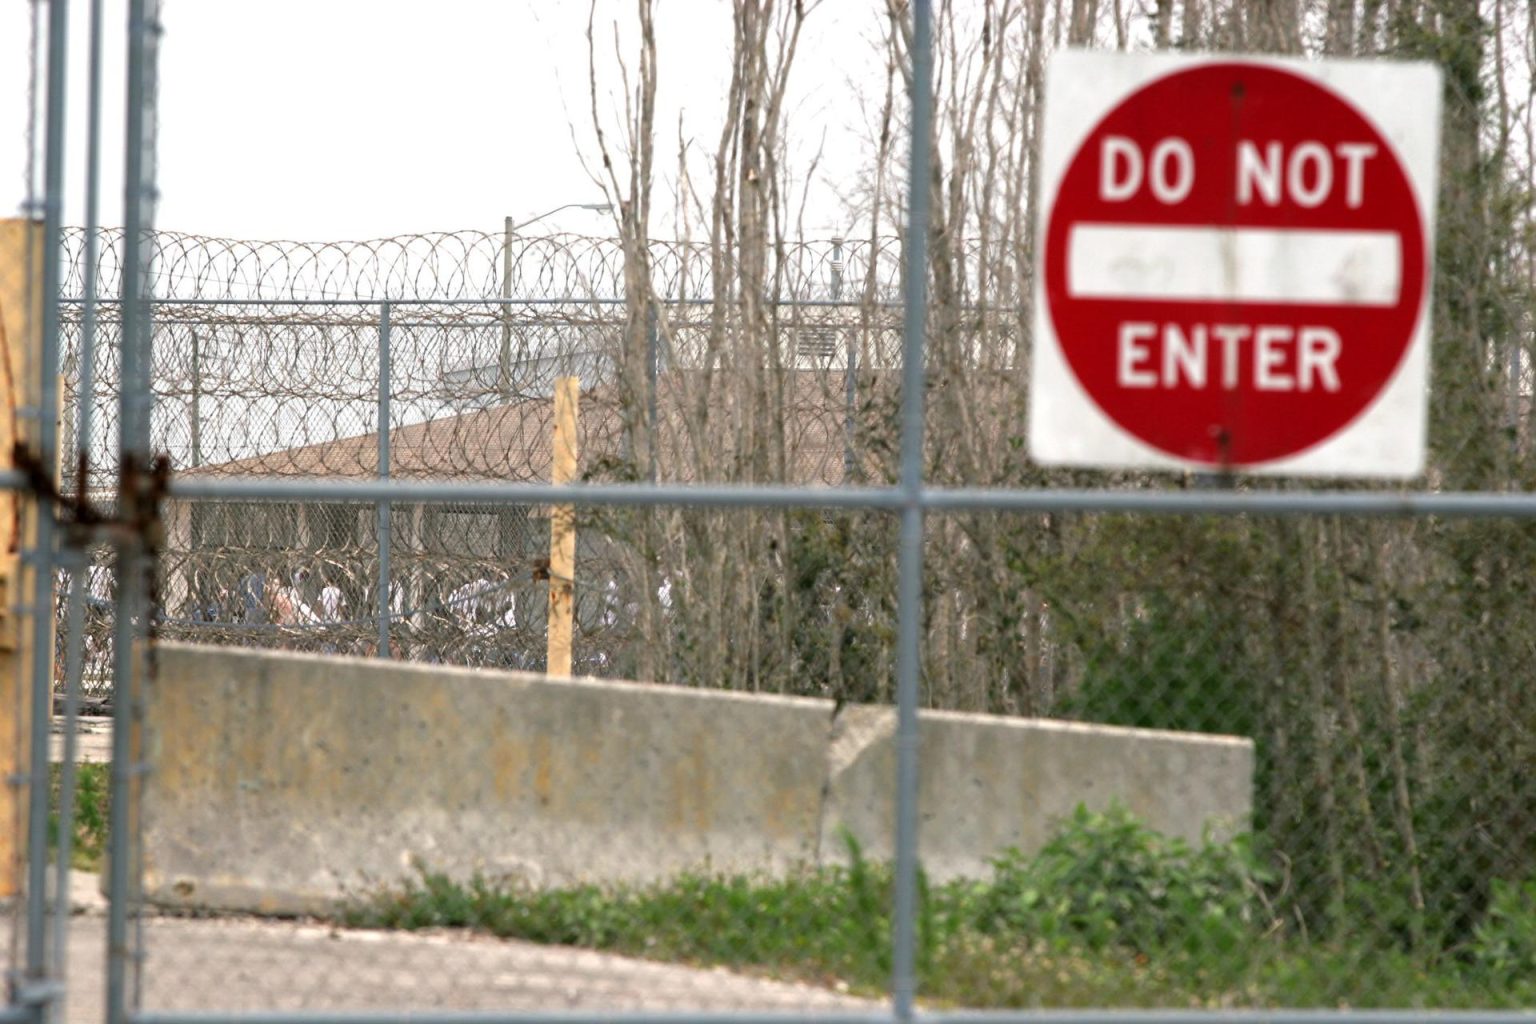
[500,202,612,399]
[500,215,514,401]
[508,201,612,234]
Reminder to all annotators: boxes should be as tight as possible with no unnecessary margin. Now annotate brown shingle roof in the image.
[181,372,877,487]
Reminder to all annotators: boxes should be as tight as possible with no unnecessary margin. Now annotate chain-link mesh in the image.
[56,226,1536,1012]
[56,230,923,687]
[33,0,1536,1015]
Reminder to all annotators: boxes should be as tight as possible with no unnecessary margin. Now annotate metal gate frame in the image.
[8,1,1536,1023]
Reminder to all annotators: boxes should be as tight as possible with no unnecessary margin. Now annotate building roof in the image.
[180,371,879,489]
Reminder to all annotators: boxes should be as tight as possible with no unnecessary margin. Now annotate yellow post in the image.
[546,376,579,678]
[0,219,41,898]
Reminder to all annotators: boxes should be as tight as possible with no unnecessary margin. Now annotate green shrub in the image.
[47,762,111,872]
[341,805,1536,1007]
[970,803,1272,962]
[1468,878,1536,984]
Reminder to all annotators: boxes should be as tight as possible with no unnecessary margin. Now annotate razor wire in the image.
[59,228,910,304]
[59,230,937,487]
[55,230,946,693]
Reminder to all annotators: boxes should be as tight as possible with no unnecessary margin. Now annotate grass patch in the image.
[342,840,897,994]
[340,805,1536,1008]
[47,762,111,873]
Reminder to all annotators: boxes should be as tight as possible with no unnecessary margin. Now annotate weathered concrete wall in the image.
[820,706,1254,880]
[146,645,832,914]
[0,219,40,900]
[145,643,1254,914]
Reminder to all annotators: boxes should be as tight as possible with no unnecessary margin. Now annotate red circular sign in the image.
[1044,63,1426,467]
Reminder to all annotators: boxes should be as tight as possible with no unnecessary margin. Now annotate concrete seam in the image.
[816,703,898,868]
[812,702,841,867]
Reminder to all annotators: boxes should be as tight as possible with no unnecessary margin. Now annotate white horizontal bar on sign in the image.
[1068,225,1402,306]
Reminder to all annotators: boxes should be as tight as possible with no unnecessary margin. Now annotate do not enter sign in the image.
[1029,53,1441,477]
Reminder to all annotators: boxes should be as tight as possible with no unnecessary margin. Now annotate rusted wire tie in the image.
[11,443,171,550]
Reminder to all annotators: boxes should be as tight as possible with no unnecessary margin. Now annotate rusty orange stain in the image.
[531,733,554,807]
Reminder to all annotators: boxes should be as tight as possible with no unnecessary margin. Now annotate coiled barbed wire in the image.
[57,229,1030,691]
[60,228,919,303]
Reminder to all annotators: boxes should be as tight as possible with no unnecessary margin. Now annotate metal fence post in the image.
[892,0,933,1019]
[500,219,513,401]
[188,327,201,469]
[833,236,857,481]
[49,3,107,1015]
[377,301,392,658]
[24,0,68,1010]
[77,0,106,494]
[51,547,87,1011]
[646,301,658,482]
[108,4,163,1024]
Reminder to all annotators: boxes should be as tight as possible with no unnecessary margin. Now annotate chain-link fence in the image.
[56,235,919,691]
[14,0,1536,1020]
[50,237,1536,1014]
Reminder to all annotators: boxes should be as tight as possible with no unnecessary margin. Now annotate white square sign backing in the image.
[1028,51,1441,477]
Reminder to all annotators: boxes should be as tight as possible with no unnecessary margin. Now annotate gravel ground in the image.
[48,876,876,1022]
[49,715,113,764]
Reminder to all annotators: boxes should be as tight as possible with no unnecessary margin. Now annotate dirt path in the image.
[55,878,874,1022]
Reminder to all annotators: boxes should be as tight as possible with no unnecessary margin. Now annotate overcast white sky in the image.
[2,1,884,242]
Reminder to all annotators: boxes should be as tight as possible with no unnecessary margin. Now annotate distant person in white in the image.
[449,577,515,630]
[319,581,345,623]
[601,578,621,628]
[271,569,319,626]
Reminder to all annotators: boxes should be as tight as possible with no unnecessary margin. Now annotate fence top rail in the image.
[125,1011,1536,1024]
[130,1014,896,1024]
[7,468,1534,519]
[65,474,1536,518]
[927,1015,1536,1024]
[57,296,921,310]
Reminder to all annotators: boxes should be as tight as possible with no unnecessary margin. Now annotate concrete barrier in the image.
[144,643,1254,914]
[820,705,1254,880]
[145,645,833,914]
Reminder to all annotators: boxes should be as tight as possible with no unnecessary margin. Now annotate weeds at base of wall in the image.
[339,804,1536,1008]
[47,763,111,873]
